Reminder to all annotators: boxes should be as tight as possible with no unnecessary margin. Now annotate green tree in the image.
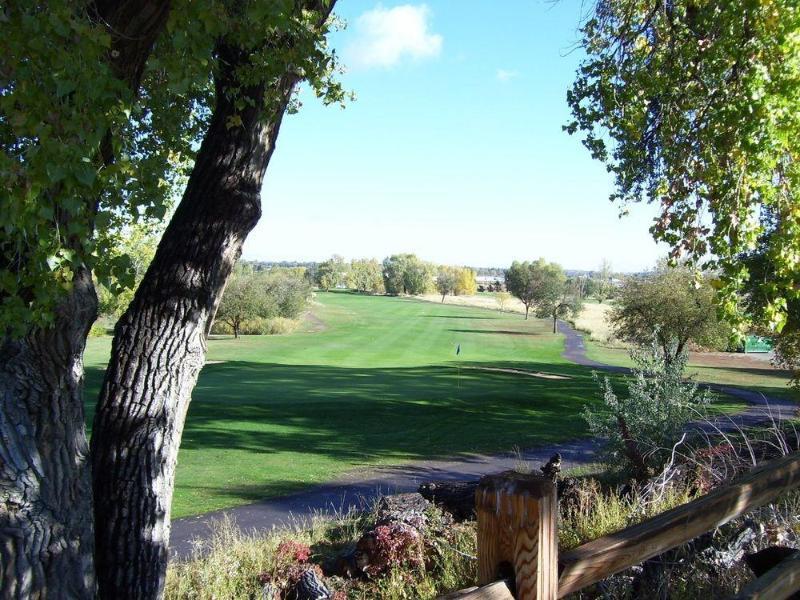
[1,2,344,596]
[316,254,347,291]
[611,265,729,365]
[215,270,267,338]
[215,267,311,337]
[436,266,458,302]
[349,258,385,294]
[382,253,433,295]
[567,0,800,336]
[97,222,164,319]
[592,259,614,303]
[505,259,563,320]
[535,270,584,334]
[264,268,313,319]
[739,208,800,388]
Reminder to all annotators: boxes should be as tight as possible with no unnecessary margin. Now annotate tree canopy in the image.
[505,259,566,320]
[1,0,346,335]
[567,0,800,334]
[611,265,729,363]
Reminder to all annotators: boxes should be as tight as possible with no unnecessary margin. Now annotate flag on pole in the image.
[456,344,461,356]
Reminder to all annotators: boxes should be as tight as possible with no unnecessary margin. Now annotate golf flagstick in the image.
[456,343,461,391]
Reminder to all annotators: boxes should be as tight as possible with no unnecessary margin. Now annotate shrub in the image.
[89,322,110,337]
[583,337,712,481]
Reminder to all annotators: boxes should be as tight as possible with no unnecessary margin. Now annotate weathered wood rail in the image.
[439,452,800,600]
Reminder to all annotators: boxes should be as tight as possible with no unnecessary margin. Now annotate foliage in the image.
[534,275,584,333]
[453,267,477,296]
[590,259,615,303]
[382,254,433,296]
[435,266,457,302]
[1,0,348,335]
[559,476,694,551]
[263,269,313,319]
[567,0,800,334]
[214,266,310,337]
[348,258,385,294]
[495,292,512,312]
[505,258,566,320]
[583,340,712,480]
[96,222,163,319]
[739,207,800,389]
[611,265,729,362]
[316,255,348,291]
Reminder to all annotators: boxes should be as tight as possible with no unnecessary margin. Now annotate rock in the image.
[292,568,332,600]
[375,492,430,529]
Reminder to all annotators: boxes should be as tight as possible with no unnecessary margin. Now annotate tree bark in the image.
[91,42,298,599]
[0,270,97,599]
[0,3,169,597]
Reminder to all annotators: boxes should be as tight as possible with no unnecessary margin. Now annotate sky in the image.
[241,1,668,272]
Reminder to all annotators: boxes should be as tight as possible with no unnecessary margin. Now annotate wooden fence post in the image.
[476,471,558,600]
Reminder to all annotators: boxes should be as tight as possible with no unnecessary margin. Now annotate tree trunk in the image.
[90,43,297,599]
[525,305,530,320]
[0,3,169,597]
[553,315,557,334]
[0,269,97,599]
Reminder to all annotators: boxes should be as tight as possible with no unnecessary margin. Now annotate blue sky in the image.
[242,1,667,272]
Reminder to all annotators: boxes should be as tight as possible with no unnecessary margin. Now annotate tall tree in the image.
[316,254,348,291]
[567,0,799,337]
[1,2,174,595]
[533,267,582,334]
[1,1,343,597]
[505,259,560,320]
[348,258,384,294]
[611,266,729,365]
[436,266,458,302]
[91,4,343,596]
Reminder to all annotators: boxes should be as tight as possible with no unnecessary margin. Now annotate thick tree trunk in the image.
[90,44,296,599]
[0,270,97,599]
[0,3,169,597]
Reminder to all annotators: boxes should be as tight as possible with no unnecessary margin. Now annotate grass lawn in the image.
[585,340,797,402]
[83,292,747,518]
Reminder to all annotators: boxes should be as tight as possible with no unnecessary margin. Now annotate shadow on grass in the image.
[448,329,543,337]
[85,359,608,461]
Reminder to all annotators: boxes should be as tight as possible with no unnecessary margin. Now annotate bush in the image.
[210,317,299,336]
[89,322,110,337]
[583,338,712,481]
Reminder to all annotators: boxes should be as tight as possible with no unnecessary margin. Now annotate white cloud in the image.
[346,4,443,69]
[496,69,519,83]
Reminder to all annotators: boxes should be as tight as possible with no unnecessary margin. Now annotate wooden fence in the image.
[440,451,800,600]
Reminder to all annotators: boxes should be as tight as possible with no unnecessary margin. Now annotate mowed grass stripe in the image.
[81,292,743,518]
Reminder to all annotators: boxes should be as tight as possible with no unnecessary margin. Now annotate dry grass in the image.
[165,505,477,600]
[416,293,527,314]
[573,301,615,342]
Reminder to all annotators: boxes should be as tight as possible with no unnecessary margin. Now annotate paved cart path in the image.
[169,322,795,559]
